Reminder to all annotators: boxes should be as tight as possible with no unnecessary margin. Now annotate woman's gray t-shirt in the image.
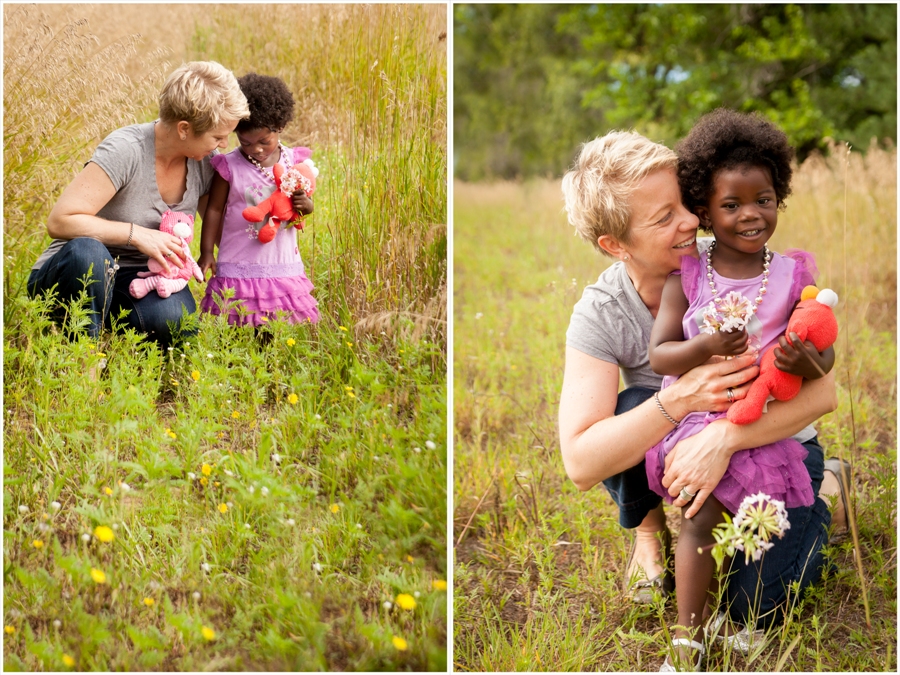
[566,261,662,390]
[32,122,216,270]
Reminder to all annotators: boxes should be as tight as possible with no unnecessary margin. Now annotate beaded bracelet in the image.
[126,223,135,247]
[654,392,678,425]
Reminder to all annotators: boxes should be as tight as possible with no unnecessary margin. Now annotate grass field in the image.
[453,145,897,671]
[4,4,447,671]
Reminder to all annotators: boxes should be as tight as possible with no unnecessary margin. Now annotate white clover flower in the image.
[120,482,131,492]
[386,404,393,409]
[167,347,174,352]
[425,440,437,450]
[285,518,296,526]
[188,472,197,481]
[413,447,421,453]
[112,523,119,530]
[260,487,269,497]
[50,501,61,510]
[271,453,282,464]
[475,312,483,320]
[224,470,234,477]
[312,562,323,573]
[244,523,251,529]
[18,505,29,514]
[207,353,213,359]
[414,591,421,598]
[193,591,201,601]
[248,485,255,494]
[81,533,91,543]
[383,601,393,610]
[314,414,322,420]
[53,620,62,629]
[201,563,211,573]
[356,523,363,529]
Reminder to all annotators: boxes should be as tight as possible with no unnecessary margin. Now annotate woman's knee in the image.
[59,238,114,279]
[138,293,197,347]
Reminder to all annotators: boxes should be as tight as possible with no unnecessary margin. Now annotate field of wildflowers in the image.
[4,4,447,670]
[453,144,896,671]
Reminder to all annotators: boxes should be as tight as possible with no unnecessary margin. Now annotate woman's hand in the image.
[662,419,733,518]
[132,226,185,276]
[292,190,313,217]
[660,352,759,420]
[197,251,217,280]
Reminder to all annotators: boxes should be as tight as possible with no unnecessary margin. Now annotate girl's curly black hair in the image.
[235,73,295,133]
[676,108,794,214]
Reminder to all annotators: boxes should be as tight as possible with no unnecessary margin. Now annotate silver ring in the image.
[164,252,172,258]
[679,487,696,501]
[726,387,735,403]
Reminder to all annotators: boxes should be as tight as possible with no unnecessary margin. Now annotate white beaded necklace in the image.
[244,144,288,180]
[706,240,771,312]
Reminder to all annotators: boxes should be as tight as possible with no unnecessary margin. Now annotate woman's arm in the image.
[663,369,838,517]
[47,162,186,275]
[648,274,749,375]
[559,347,760,491]
[198,174,229,279]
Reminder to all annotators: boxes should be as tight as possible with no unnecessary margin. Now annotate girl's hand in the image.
[292,190,313,217]
[132,226,185,275]
[703,327,749,357]
[662,419,733,518]
[197,251,217,280]
[661,352,758,420]
[774,334,831,379]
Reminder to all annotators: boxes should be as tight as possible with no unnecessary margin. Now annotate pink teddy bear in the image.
[129,210,204,299]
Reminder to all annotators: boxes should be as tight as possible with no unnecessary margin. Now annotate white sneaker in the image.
[659,637,704,671]
[706,611,765,655]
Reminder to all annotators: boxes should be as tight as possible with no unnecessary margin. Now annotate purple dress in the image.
[200,146,319,326]
[645,249,818,513]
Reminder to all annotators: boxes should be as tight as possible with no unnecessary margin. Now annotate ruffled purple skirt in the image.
[201,273,319,327]
[645,410,814,514]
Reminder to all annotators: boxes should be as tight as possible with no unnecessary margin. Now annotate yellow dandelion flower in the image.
[62,655,75,667]
[201,626,216,641]
[330,504,340,514]
[201,464,212,476]
[90,568,107,584]
[218,503,228,513]
[166,428,177,439]
[399,349,405,354]
[96,352,106,358]
[143,597,155,607]
[170,379,179,387]
[32,539,44,549]
[4,625,14,635]
[391,635,408,651]
[338,326,348,332]
[406,555,414,563]
[231,411,240,419]
[200,477,209,487]
[287,338,296,346]
[104,487,113,496]
[347,391,356,398]
[432,580,448,591]
[395,593,416,610]
[346,341,353,347]
[191,370,200,381]
[93,526,115,543]
[288,393,299,405]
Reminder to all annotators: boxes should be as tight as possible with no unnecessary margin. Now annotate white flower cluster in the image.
[731,492,791,563]
[279,166,312,196]
[701,291,754,335]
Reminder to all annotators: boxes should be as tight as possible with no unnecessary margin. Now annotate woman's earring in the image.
[623,255,630,261]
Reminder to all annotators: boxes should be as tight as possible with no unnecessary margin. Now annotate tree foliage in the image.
[454,3,896,181]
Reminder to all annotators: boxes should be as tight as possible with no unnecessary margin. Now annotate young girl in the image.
[199,73,319,326]
[645,109,835,670]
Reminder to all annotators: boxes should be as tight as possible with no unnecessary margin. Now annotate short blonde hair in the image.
[158,61,250,134]
[562,131,677,254]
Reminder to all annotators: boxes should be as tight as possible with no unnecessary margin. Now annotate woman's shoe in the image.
[705,611,765,656]
[823,457,851,539]
[659,638,705,672]
[625,529,674,603]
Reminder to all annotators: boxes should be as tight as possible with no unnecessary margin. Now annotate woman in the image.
[558,131,846,656]
[27,61,251,348]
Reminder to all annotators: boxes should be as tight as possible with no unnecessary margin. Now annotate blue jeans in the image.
[27,237,197,349]
[606,386,832,628]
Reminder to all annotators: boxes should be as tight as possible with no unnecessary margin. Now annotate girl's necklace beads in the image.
[706,240,771,313]
[245,144,288,179]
